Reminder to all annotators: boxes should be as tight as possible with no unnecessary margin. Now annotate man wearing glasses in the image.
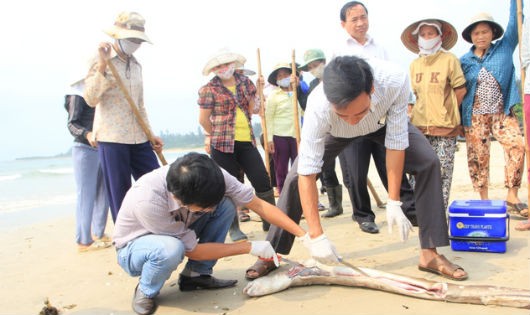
[112,152,308,315]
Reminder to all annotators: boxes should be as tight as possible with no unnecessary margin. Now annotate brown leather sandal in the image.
[418,255,468,281]
[245,259,278,280]
[515,220,530,231]
[507,202,529,218]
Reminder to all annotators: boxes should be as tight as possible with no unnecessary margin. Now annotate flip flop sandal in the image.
[238,210,251,222]
[507,202,529,218]
[245,259,277,280]
[418,254,468,281]
[515,220,530,231]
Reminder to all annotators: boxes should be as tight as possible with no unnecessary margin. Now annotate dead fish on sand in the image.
[243,259,530,309]
[39,298,59,315]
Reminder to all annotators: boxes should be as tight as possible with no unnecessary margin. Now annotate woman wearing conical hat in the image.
[401,18,466,211]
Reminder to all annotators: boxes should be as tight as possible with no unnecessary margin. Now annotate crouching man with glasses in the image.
[112,152,307,315]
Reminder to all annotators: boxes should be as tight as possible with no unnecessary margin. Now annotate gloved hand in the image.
[250,241,279,267]
[297,233,342,264]
[386,199,413,241]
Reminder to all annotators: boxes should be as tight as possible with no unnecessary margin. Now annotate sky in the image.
[0,0,519,161]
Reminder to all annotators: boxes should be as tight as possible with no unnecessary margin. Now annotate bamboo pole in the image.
[516,0,529,199]
[367,178,385,208]
[291,49,301,148]
[106,58,167,165]
[256,48,271,179]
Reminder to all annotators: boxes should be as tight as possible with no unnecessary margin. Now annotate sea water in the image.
[0,150,199,230]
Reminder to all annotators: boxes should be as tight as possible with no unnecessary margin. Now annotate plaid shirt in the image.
[198,73,257,153]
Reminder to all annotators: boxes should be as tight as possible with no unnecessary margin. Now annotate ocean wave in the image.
[38,168,73,175]
[0,194,76,213]
[0,174,22,182]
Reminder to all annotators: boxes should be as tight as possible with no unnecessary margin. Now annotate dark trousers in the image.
[98,141,160,222]
[272,135,298,192]
[210,141,272,193]
[339,138,416,223]
[320,158,339,187]
[267,123,449,253]
[260,133,277,188]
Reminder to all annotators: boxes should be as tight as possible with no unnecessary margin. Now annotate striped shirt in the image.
[298,58,410,176]
[112,165,254,250]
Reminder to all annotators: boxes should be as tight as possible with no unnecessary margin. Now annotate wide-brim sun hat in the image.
[461,12,504,43]
[236,68,256,76]
[267,62,298,86]
[299,49,326,71]
[401,18,458,54]
[103,11,152,44]
[66,55,95,93]
[202,49,246,76]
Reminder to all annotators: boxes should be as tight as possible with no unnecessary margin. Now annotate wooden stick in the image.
[516,0,529,200]
[291,49,301,148]
[106,58,167,165]
[367,178,385,208]
[257,48,271,180]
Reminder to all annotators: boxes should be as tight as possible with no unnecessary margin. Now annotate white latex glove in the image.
[386,199,413,241]
[250,241,279,267]
[297,233,342,264]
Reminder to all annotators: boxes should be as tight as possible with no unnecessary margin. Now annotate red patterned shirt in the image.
[198,73,257,153]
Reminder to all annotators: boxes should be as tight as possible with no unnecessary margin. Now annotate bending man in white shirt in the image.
[248,55,468,283]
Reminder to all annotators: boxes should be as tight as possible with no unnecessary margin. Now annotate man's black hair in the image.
[166,152,225,208]
[340,1,368,22]
[323,55,373,109]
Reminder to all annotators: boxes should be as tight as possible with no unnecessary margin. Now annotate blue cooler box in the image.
[448,200,509,253]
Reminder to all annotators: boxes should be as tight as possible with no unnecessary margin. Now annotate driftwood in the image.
[243,259,530,309]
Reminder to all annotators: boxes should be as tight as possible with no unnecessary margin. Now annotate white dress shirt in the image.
[297,58,410,176]
[332,32,389,60]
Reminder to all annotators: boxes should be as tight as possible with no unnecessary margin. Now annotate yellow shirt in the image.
[225,85,252,142]
[409,51,466,136]
[265,87,300,142]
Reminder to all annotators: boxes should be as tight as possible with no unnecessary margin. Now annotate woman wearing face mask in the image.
[460,0,527,217]
[401,18,466,211]
[298,50,326,94]
[198,49,276,243]
[84,11,163,223]
[264,63,302,194]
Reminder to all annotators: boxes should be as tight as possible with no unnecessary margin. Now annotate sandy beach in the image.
[3,141,529,315]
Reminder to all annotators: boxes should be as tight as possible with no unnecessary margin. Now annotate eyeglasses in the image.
[176,205,215,226]
[182,204,215,215]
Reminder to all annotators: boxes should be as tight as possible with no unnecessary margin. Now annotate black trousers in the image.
[338,138,416,223]
[210,141,272,193]
[266,123,449,253]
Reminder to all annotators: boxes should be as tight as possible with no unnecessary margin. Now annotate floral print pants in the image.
[464,112,525,192]
[425,135,457,210]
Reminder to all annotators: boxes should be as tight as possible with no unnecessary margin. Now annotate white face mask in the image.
[310,63,325,80]
[118,39,141,56]
[277,77,291,88]
[418,35,442,55]
[214,63,235,80]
